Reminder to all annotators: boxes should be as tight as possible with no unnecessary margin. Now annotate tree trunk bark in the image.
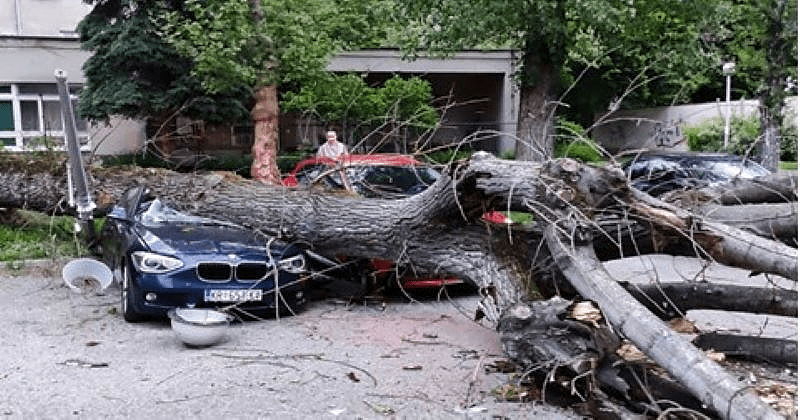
[693,333,797,365]
[515,58,558,162]
[758,109,782,172]
[631,189,798,281]
[621,281,797,320]
[249,85,282,185]
[699,202,797,244]
[662,171,798,205]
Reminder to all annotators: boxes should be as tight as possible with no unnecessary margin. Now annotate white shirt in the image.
[317,140,348,158]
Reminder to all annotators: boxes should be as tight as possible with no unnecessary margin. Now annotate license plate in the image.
[204,289,263,302]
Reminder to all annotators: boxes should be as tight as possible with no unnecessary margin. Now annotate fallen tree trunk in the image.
[544,226,782,420]
[0,154,792,418]
[703,172,798,204]
[620,281,798,319]
[630,189,798,281]
[662,171,798,205]
[699,202,797,245]
[693,333,798,365]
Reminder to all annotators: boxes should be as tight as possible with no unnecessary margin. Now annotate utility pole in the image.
[722,62,736,149]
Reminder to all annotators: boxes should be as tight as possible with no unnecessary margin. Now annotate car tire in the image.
[121,263,145,323]
[277,284,308,317]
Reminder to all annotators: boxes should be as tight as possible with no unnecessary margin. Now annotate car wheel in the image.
[121,263,145,322]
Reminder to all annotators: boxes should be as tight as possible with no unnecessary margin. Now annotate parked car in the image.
[283,154,441,199]
[284,154,507,290]
[99,186,308,322]
[623,151,771,197]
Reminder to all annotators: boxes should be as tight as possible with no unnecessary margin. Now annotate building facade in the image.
[0,0,146,155]
[325,50,519,155]
[0,1,520,158]
[1,0,90,150]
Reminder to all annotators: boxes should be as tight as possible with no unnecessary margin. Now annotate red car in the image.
[283,154,507,289]
[283,154,440,199]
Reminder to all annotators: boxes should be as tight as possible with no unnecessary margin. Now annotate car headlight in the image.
[278,254,306,273]
[131,251,183,273]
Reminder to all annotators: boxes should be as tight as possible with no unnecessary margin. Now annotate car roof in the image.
[290,154,424,172]
[632,151,752,161]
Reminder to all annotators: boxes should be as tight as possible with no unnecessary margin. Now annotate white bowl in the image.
[62,258,113,293]
[168,308,231,347]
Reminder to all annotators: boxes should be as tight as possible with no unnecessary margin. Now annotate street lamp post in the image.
[722,62,736,149]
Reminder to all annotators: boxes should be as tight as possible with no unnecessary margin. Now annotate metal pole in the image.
[724,73,731,149]
[722,61,735,150]
[54,69,95,220]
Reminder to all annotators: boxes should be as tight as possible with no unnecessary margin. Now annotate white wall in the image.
[0,0,92,36]
[90,118,147,156]
[592,97,797,153]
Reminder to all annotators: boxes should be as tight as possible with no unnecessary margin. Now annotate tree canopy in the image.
[282,74,438,144]
[77,0,393,125]
[77,0,252,124]
[160,0,391,94]
[393,0,796,159]
[78,0,796,162]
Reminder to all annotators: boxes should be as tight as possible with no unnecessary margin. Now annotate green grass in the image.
[0,210,91,262]
[506,211,534,225]
[780,161,797,171]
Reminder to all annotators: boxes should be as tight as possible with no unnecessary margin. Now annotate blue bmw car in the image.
[99,186,308,322]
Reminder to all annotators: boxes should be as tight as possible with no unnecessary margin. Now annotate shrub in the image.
[554,119,603,163]
[102,151,255,177]
[0,210,88,262]
[277,146,315,173]
[421,147,474,164]
[685,113,798,161]
[685,115,759,156]
[781,107,798,161]
[198,154,253,177]
[101,151,174,169]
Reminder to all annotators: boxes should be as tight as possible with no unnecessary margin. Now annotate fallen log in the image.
[699,202,797,245]
[703,172,798,204]
[620,281,798,319]
[693,333,798,365]
[662,171,798,205]
[0,154,793,418]
[544,225,782,419]
[630,189,798,281]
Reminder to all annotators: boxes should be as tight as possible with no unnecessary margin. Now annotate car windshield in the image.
[627,158,685,179]
[628,155,768,180]
[294,164,347,189]
[698,160,770,181]
[136,199,236,228]
[344,165,440,198]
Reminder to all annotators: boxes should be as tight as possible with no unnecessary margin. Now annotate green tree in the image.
[282,74,438,137]
[282,74,438,147]
[161,0,394,183]
[393,0,720,161]
[77,1,251,124]
[79,0,391,182]
[753,0,796,171]
[691,0,797,170]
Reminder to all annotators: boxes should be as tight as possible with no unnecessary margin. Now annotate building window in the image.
[232,125,254,147]
[0,101,13,131]
[0,83,89,151]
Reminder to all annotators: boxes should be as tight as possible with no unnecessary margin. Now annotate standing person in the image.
[317,130,348,158]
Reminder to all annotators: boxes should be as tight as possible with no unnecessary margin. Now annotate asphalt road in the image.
[0,261,580,419]
[1,256,795,419]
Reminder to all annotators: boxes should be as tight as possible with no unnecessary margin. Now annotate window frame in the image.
[0,83,90,151]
